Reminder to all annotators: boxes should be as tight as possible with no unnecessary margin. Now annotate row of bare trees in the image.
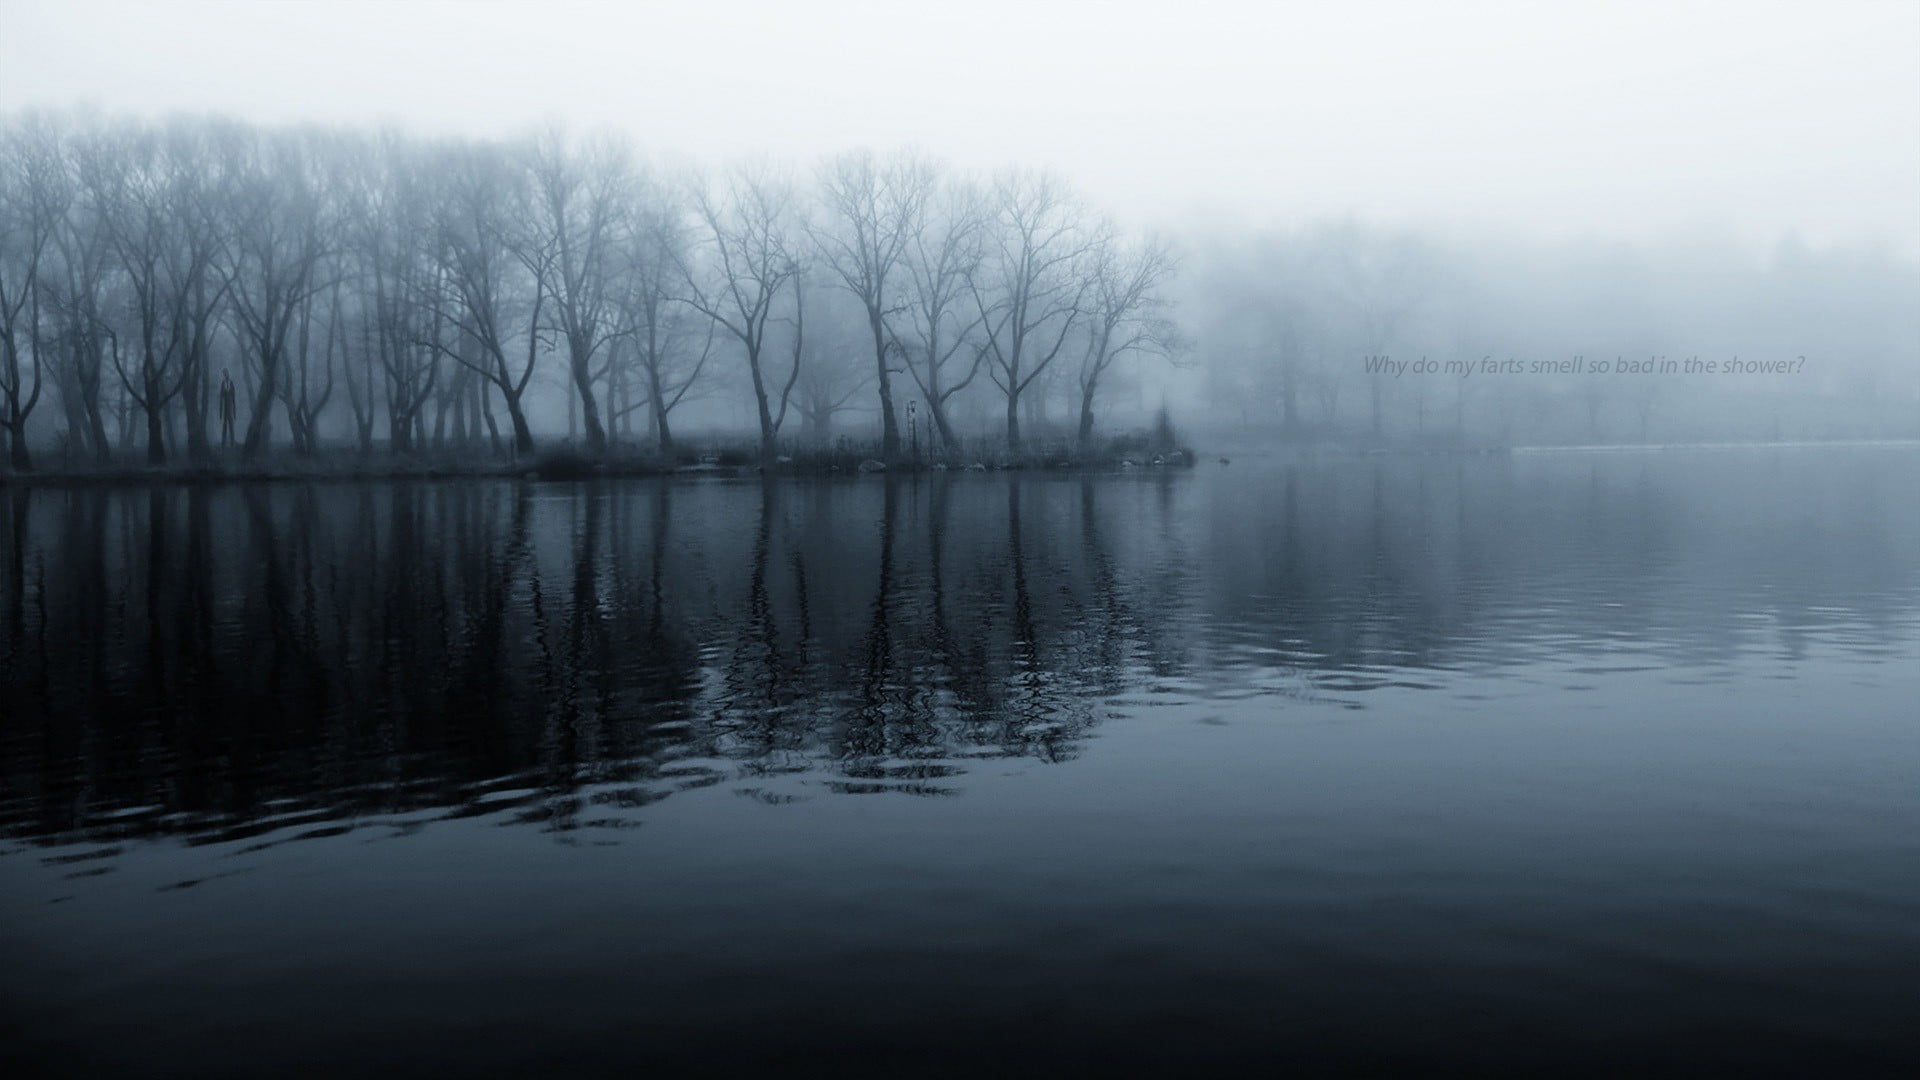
[0,113,1180,470]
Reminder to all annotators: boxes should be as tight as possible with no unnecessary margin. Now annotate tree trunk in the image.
[871,313,898,460]
[183,355,210,462]
[84,384,110,463]
[646,366,673,456]
[570,349,606,454]
[747,344,777,464]
[654,404,673,456]
[242,357,277,458]
[502,389,534,456]
[145,391,166,465]
[927,398,957,452]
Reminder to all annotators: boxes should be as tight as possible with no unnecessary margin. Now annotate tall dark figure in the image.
[219,372,237,449]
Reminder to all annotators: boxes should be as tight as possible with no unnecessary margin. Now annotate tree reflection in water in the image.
[0,475,1166,850]
[4,451,1916,860]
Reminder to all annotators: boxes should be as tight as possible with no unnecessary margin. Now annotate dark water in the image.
[3,448,1918,1075]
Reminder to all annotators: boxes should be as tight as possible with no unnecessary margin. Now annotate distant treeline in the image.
[0,112,1179,470]
[1186,220,1920,447]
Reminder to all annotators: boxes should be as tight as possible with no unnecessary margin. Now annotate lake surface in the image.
[3,448,1918,1074]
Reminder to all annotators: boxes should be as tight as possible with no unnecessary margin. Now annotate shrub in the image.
[529,443,600,480]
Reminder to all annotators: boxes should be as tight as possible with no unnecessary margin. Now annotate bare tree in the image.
[331,179,380,455]
[274,260,337,455]
[40,134,116,461]
[79,124,209,463]
[970,171,1091,451]
[616,184,710,454]
[790,274,871,441]
[339,286,379,452]
[678,165,803,462]
[529,132,629,453]
[426,140,551,455]
[890,177,987,451]
[0,119,66,469]
[1199,229,1326,435]
[160,120,239,462]
[812,150,934,460]
[1074,228,1179,448]
[1328,224,1426,440]
[225,130,331,457]
[347,136,443,454]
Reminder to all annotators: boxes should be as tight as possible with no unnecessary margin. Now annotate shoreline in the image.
[5,437,1914,489]
[0,451,1205,488]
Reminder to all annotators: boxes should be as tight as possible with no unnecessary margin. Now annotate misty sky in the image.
[4,0,1917,254]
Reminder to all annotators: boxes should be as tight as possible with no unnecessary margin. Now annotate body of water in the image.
[3,447,1918,1074]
